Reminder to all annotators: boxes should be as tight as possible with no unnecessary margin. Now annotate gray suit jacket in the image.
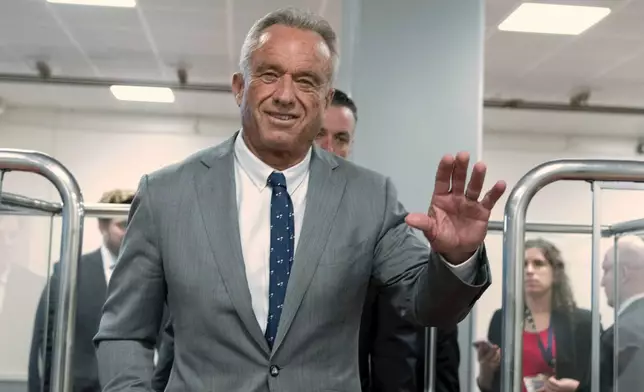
[94,133,491,392]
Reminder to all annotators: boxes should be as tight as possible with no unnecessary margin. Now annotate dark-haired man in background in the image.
[317,89,461,392]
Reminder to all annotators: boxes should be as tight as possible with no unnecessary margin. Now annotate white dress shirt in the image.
[100,244,117,285]
[233,132,478,333]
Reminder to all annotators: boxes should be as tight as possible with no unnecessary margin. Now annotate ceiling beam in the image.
[2,73,644,116]
[0,73,233,93]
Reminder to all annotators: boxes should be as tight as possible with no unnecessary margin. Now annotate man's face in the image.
[316,104,356,158]
[232,25,334,158]
[601,248,619,308]
[100,218,127,257]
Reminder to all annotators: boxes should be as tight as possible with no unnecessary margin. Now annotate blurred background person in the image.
[476,238,593,392]
[28,189,134,392]
[0,215,44,385]
[583,236,644,392]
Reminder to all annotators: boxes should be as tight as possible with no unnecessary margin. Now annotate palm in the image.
[406,152,506,263]
[428,193,491,253]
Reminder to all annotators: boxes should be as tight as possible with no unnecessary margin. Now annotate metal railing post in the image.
[0,149,84,392]
[501,159,644,392]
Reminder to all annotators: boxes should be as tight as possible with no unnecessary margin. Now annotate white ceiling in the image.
[1,0,644,136]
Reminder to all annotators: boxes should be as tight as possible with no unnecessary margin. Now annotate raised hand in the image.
[405,152,506,264]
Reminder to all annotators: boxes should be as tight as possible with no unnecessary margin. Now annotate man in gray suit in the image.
[94,8,507,392]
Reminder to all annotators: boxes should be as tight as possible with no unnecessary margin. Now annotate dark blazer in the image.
[28,249,108,392]
[578,297,644,392]
[483,307,594,392]
[362,285,460,392]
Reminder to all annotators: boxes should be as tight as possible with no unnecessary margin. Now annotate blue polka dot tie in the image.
[265,172,295,349]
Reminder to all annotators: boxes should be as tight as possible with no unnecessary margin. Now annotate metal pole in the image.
[501,159,644,392]
[484,98,644,116]
[0,149,84,392]
[605,218,644,237]
[488,221,599,234]
[590,183,601,392]
[0,73,232,93]
[424,327,437,392]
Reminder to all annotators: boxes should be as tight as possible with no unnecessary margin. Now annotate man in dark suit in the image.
[594,236,644,392]
[28,189,134,392]
[317,89,461,392]
[151,90,462,392]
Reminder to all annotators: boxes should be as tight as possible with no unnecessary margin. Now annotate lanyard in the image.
[525,308,556,369]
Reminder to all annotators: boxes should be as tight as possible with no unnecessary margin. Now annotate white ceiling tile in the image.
[485,32,574,78]
[532,35,644,81]
[73,28,151,55]
[599,52,644,84]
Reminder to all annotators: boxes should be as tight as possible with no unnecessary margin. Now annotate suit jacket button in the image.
[269,365,280,377]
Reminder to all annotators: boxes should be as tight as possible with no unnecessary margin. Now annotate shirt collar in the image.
[618,293,644,316]
[100,244,117,271]
[234,130,311,193]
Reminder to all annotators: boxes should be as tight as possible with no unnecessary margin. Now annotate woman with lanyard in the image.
[475,239,595,392]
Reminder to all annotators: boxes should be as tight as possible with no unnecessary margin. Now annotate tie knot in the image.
[267,172,287,190]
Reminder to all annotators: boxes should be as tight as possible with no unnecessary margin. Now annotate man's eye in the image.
[261,73,279,82]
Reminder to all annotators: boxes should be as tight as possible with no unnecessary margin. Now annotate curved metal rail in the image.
[0,149,84,392]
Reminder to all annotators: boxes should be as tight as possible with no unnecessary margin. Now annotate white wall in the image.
[1,107,643,383]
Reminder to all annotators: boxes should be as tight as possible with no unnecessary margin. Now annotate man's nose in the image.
[318,135,335,153]
[273,75,295,106]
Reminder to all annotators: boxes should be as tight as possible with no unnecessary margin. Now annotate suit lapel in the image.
[87,250,107,296]
[194,134,270,354]
[273,148,347,352]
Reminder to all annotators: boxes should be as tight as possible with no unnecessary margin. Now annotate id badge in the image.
[523,375,546,392]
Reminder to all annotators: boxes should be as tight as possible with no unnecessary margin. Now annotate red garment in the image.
[521,329,557,392]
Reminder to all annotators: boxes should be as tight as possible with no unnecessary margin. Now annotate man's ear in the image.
[324,87,335,109]
[232,73,245,107]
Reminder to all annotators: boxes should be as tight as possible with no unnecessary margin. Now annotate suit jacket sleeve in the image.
[371,177,491,329]
[151,316,175,392]
[94,175,166,391]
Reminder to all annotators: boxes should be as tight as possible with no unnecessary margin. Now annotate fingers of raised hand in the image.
[434,154,455,195]
[450,151,470,195]
[480,180,507,210]
[465,161,486,201]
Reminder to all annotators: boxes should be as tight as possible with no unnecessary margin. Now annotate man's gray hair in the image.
[239,8,339,81]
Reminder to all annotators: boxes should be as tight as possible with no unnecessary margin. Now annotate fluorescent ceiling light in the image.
[110,85,175,103]
[47,0,136,7]
[498,3,611,35]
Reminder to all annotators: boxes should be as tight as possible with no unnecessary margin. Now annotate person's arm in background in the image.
[369,289,421,392]
[151,316,175,392]
[28,263,60,392]
[434,327,461,392]
[476,309,502,392]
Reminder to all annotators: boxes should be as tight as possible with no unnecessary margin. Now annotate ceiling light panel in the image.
[110,86,175,103]
[47,0,136,8]
[498,3,611,35]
